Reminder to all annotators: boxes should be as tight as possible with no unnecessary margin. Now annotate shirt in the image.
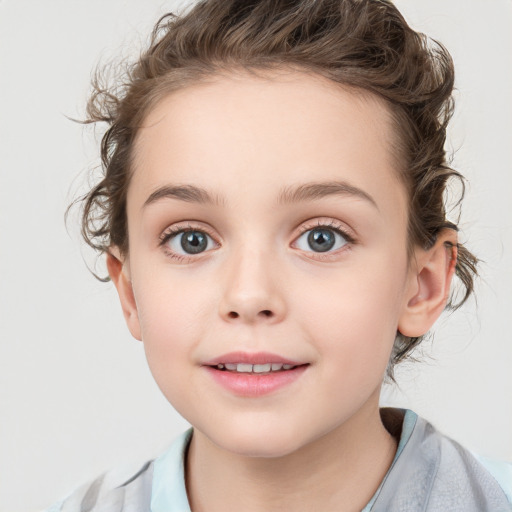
[47,409,512,511]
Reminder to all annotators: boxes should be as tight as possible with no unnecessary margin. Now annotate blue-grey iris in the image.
[307,228,336,252]
[181,231,208,254]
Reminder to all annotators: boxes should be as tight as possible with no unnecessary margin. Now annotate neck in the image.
[185,394,398,512]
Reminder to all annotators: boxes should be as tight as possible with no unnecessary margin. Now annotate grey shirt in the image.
[48,409,512,512]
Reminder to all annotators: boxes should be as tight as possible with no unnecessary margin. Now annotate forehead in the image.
[130,70,406,218]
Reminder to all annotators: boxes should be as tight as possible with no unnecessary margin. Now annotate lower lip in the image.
[204,365,309,397]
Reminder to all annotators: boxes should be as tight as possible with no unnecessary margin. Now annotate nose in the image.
[218,247,286,325]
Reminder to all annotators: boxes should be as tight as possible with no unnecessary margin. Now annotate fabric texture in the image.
[367,410,512,511]
[47,460,154,512]
[46,409,512,512]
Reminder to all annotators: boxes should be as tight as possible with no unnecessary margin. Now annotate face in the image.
[118,70,418,457]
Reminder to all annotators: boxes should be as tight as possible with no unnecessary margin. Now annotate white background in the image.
[0,1,511,510]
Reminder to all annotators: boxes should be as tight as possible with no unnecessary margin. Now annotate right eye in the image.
[161,227,217,258]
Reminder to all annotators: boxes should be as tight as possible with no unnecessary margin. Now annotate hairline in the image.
[122,65,415,258]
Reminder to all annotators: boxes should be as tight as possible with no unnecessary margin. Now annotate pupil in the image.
[181,231,207,254]
[308,229,335,252]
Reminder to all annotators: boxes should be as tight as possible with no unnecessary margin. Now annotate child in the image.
[48,0,512,510]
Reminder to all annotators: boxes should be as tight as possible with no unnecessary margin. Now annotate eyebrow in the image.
[143,184,226,208]
[143,180,378,210]
[277,181,378,209]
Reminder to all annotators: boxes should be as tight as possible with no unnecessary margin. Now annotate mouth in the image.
[208,362,307,374]
[202,352,309,396]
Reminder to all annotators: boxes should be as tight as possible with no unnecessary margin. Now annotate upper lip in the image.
[202,351,307,366]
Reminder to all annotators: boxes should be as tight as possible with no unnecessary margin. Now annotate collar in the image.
[150,409,418,512]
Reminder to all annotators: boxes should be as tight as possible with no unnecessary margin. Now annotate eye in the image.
[294,225,350,253]
[161,227,217,257]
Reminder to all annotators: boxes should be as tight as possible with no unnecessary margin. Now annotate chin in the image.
[223,435,302,458]
[205,419,314,459]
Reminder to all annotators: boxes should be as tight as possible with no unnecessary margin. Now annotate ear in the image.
[106,248,142,341]
[398,229,458,338]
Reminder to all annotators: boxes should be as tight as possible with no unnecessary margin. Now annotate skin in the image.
[108,70,457,511]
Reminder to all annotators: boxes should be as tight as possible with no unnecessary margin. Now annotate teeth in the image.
[253,363,271,373]
[215,362,297,373]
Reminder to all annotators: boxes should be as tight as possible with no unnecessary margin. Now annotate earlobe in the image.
[106,249,142,341]
[398,230,458,338]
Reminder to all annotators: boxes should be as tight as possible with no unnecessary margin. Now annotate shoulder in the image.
[44,428,193,512]
[417,415,512,511]
[44,459,154,512]
[373,409,512,511]
[471,452,512,504]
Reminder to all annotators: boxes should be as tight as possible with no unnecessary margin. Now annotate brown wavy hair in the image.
[77,0,478,379]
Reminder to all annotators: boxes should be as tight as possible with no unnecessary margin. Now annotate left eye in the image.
[166,230,216,255]
[294,227,348,253]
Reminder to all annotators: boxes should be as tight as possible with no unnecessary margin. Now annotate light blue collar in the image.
[150,410,419,512]
[361,409,417,511]
[151,428,193,512]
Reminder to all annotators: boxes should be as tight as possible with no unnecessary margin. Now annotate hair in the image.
[76,0,478,379]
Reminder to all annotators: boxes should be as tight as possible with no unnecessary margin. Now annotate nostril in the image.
[227,310,273,319]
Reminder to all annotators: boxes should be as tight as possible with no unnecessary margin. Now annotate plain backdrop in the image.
[0,1,511,510]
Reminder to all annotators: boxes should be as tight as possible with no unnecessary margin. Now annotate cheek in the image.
[133,276,209,408]
[132,269,215,367]
[292,256,407,370]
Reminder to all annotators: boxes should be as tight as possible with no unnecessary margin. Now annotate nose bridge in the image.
[219,238,286,324]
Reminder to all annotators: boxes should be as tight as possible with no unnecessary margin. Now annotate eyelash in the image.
[294,220,355,261]
[158,219,356,263]
[158,223,218,263]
